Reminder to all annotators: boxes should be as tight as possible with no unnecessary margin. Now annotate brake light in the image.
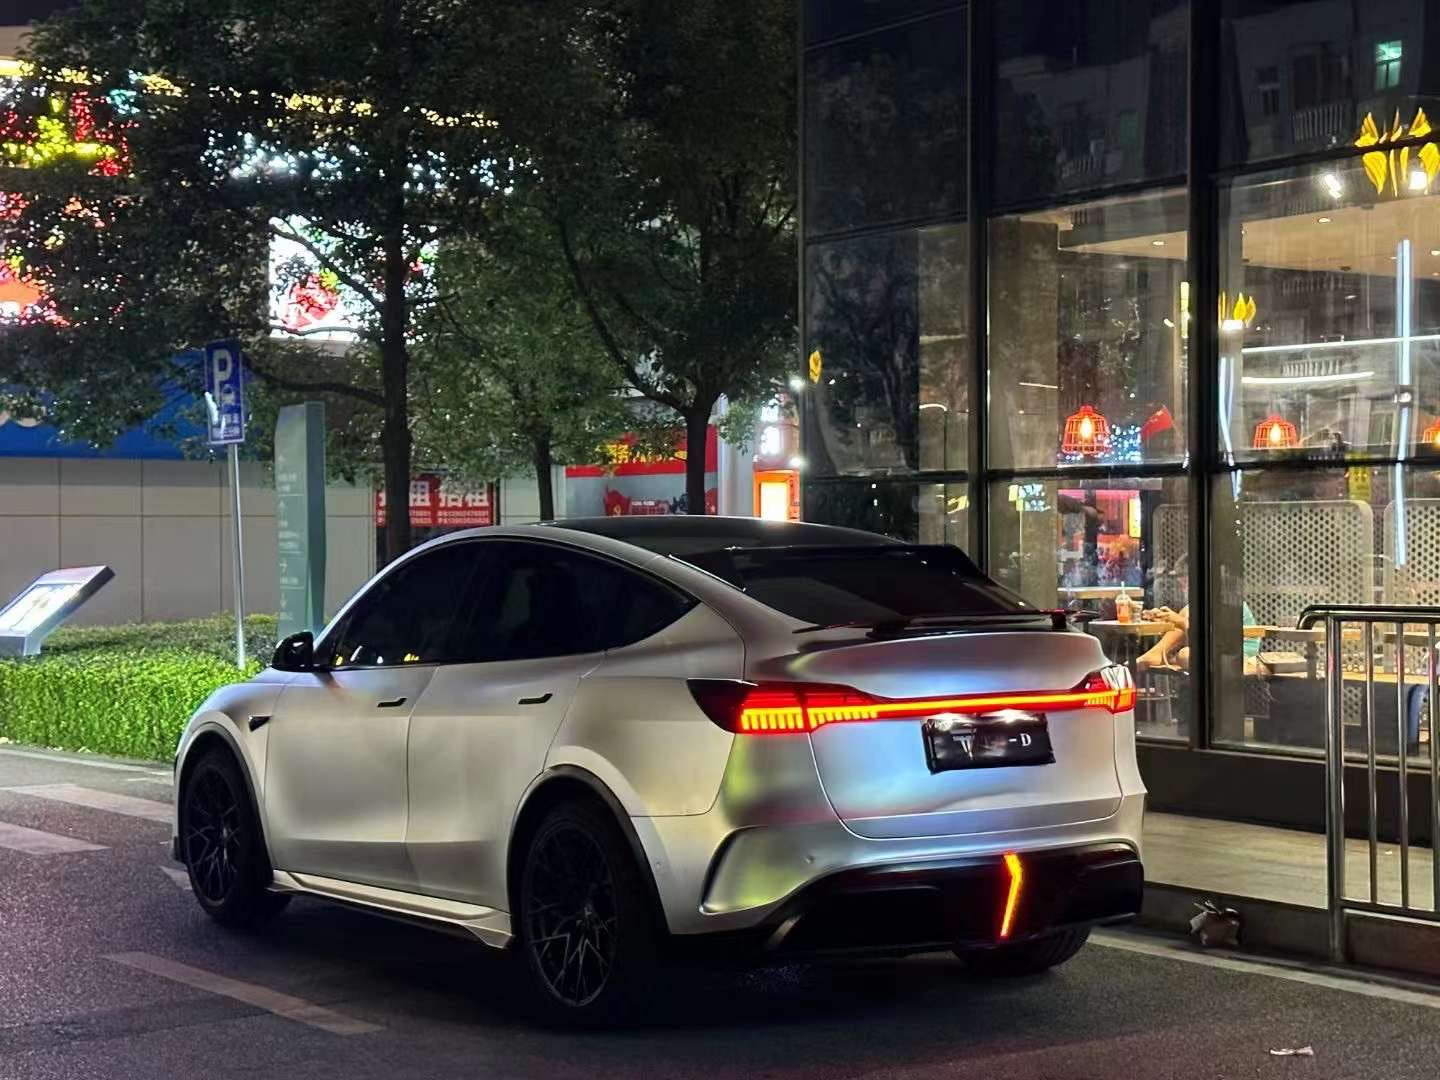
[688,665,1136,734]
[999,852,1024,939]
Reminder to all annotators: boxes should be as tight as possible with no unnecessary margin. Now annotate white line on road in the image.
[160,865,191,891]
[1093,930,1440,1010]
[0,747,170,777]
[0,821,106,855]
[2,784,171,823]
[105,952,381,1035]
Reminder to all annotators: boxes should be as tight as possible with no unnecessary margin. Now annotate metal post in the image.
[1324,615,1346,961]
[1428,622,1439,915]
[1396,622,1410,910]
[228,443,246,670]
[1365,623,1377,904]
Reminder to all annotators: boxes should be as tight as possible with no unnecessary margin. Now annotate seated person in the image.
[1137,602,1261,674]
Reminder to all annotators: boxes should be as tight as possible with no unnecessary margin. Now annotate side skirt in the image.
[268,870,513,949]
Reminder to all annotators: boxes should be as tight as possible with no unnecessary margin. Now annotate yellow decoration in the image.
[808,348,822,384]
[1218,291,1258,328]
[1354,108,1440,196]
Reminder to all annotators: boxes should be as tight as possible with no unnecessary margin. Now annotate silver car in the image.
[172,517,1145,1022]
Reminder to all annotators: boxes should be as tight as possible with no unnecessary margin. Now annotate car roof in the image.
[548,515,901,555]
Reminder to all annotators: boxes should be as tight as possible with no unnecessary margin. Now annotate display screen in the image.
[0,582,84,633]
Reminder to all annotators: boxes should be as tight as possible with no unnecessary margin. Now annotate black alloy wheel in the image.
[184,766,243,904]
[180,749,289,929]
[523,822,619,1007]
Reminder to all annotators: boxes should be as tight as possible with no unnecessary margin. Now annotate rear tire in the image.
[957,928,1089,977]
[180,748,289,930]
[515,798,663,1026]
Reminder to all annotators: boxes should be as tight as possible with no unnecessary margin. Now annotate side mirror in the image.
[272,631,315,672]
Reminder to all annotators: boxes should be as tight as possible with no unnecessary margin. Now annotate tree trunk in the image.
[684,405,710,515]
[533,436,555,521]
[379,216,412,563]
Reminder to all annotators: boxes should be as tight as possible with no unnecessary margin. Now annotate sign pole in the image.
[228,442,246,669]
[203,339,247,670]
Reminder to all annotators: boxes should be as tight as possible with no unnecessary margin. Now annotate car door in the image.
[405,540,692,908]
[263,543,479,891]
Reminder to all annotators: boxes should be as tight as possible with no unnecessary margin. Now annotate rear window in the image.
[678,545,1035,625]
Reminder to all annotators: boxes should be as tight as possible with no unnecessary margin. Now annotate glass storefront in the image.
[800,0,1440,815]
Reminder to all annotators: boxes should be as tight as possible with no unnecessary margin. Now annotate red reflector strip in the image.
[999,852,1023,940]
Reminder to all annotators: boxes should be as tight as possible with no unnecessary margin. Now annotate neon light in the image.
[1000,853,1024,939]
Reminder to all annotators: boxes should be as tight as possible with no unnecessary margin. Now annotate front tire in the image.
[957,928,1090,977]
[515,799,662,1025]
[180,749,289,930]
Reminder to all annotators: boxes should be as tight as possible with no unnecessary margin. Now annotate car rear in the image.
[638,532,1146,958]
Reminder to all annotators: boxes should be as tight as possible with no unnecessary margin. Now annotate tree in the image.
[493,0,798,513]
[2,0,511,558]
[412,215,630,521]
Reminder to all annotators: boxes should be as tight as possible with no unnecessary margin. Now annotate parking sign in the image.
[203,340,246,445]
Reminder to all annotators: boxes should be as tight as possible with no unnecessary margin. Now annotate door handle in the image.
[376,696,408,709]
[518,692,553,706]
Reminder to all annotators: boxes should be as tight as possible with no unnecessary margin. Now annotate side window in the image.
[449,542,694,662]
[329,545,478,667]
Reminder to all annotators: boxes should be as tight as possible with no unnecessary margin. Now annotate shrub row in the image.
[0,617,274,761]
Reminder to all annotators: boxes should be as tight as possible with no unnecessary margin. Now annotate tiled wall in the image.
[0,457,375,626]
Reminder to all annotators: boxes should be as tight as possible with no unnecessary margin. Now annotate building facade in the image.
[801,0,1440,827]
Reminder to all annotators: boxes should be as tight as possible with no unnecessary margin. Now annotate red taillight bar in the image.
[689,666,1136,735]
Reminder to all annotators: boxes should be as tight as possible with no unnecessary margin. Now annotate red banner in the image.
[375,473,494,528]
[564,426,718,478]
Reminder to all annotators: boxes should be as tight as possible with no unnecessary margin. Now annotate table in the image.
[1058,586,1143,601]
[1087,620,1171,673]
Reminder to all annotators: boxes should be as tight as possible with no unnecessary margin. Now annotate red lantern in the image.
[1253,413,1298,450]
[1061,405,1111,457]
[1422,418,1440,451]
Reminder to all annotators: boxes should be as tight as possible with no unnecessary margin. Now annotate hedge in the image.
[0,616,274,761]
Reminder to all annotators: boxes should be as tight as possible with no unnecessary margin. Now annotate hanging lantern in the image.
[1253,413,1298,450]
[1061,404,1111,457]
[1422,418,1440,451]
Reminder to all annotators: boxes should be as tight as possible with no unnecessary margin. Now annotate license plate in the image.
[922,712,1054,772]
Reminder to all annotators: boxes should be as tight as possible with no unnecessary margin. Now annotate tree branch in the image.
[246,354,385,408]
[268,219,386,316]
[555,217,684,412]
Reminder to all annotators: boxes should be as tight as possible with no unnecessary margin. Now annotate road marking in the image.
[0,747,170,777]
[160,865,191,891]
[2,784,171,823]
[1093,930,1440,1010]
[104,952,381,1035]
[0,821,106,855]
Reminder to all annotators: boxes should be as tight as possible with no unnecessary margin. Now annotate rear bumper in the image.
[671,843,1142,959]
[762,843,1141,955]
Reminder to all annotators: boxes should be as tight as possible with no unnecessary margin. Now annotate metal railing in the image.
[1297,604,1440,961]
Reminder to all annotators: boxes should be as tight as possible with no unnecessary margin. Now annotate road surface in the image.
[2,744,1438,1079]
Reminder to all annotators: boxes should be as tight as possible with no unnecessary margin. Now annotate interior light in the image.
[1317,216,1333,224]
[1163,317,1175,328]
[1319,173,1344,200]
[1410,170,1428,192]
[788,376,806,392]
[1151,239,1165,247]
[1430,250,1440,257]
[1221,318,1246,333]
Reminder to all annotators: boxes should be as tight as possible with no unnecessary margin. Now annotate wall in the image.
[0,457,374,625]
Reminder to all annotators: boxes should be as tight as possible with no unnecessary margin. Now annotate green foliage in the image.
[491,0,799,506]
[42,615,278,663]
[0,616,273,760]
[412,209,631,515]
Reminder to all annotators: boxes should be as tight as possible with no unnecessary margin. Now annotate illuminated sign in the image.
[0,565,114,657]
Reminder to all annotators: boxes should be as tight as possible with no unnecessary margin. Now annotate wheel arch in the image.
[176,725,273,877]
[507,766,667,933]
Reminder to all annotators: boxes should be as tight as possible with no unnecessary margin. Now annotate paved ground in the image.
[3,745,1440,1080]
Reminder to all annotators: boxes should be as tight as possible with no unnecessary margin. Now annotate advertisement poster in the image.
[375,473,495,528]
[565,427,718,517]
